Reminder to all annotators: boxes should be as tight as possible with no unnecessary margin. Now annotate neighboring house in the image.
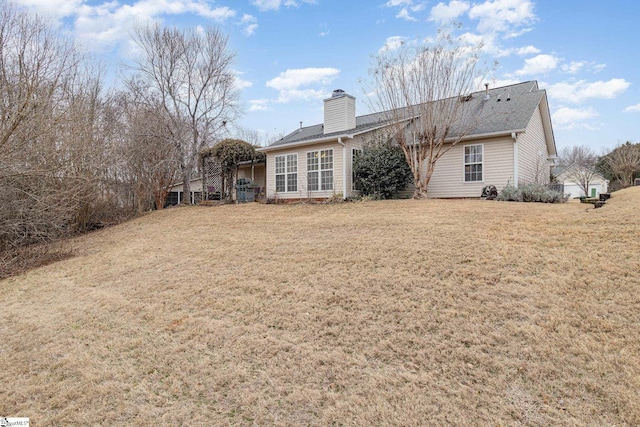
[166,161,266,206]
[166,177,204,206]
[552,166,609,198]
[258,81,557,200]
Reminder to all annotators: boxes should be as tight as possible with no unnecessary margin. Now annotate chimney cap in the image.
[332,89,346,97]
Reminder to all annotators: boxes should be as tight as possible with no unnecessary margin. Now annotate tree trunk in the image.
[412,163,434,199]
[154,189,166,210]
[181,164,192,205]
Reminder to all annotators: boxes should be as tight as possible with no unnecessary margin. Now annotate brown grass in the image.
[1,188,639,426]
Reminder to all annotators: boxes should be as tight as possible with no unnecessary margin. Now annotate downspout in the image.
[512,132,519,188]
[338,137,348,199]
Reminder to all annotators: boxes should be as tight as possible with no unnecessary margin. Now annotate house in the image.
[166,177,204,206]
[552,166,609,198]
[258,81,557,200]
[166,160,266,206]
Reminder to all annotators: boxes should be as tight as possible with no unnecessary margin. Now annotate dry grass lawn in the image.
[1,187,640,426]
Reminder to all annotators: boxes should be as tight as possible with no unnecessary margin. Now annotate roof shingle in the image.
[266,81,546,150]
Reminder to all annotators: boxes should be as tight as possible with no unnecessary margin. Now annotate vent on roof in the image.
[484,83,490,101]
[506,94,511,101]
[496,95,501,102]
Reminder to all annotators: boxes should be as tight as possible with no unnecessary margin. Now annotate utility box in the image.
[236,178,255,202]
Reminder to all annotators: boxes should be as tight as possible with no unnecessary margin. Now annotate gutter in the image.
[512,132,519,188]
[337,136,351,199]
[453,128,526,143]
[257,121,398,153]
[258,133,357,153]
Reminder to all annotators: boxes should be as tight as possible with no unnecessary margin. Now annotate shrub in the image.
[497,185,523,202]
[497,183,567,203]
[353,141,412,199]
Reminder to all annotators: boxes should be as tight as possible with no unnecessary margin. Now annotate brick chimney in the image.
[323,89,356,134]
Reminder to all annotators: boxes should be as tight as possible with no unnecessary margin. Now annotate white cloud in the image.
[384,0,428,20]
[251,0,316,12]
[624,103,640,113]
[472,77,520,92]
[458,32,484,46]
[63,0,236,52]
[234,70,253,90]
[396,8,418,21]
[248,99,272,112]
[239,14,258,36]
[504,26,532,39]
[548,79,631,104]
[561,61,607,75]
[487,78,521,89]
[240,14,256,23]
[552,106,599,130]
[266,67,340,103]
[562,61,585,74]
[429,1,470,23]
[385,0,413,6]
[515,54,559,76]
[244,23,258,36]
[468,0,536,34]
[379,36,407,53]
[456,32,514,57]
[13,0,83,21]
[516,45,540,56]
[318,23,329,37]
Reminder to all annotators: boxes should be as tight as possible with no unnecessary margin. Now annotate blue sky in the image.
[13,0,640,152]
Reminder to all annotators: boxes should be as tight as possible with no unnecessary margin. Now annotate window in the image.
[307,151,318,191]
[275,154,297,192]
[352,148,362,191]
[307,149,333,191]
[464,144,483,182]
[275,155,285,192]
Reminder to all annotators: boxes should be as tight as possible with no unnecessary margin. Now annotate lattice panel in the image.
[203,156,223,200]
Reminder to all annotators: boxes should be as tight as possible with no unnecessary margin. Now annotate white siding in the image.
[562,177,608,198]
[344,134,368,196]
[266,142,344,200]
[426,136,515,198]
[237,164,266,189]
[517,105,552,185]
[169,177,203,193]
[323,95,356,134]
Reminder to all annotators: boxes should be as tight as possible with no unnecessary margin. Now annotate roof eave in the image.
[258,134,354,152]
[455,129,526,142]
[258,118,414,153]
[538,92,557,156]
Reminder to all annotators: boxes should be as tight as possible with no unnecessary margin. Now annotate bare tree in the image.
[602,142,640,188]
[558,145,599,197]
[129,23,238,204]
[118,84,181,212]
[368,38,484,198]
[0,1,86,248]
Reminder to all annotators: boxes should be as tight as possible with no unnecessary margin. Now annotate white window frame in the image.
[275,154,297,192]
[463,144,484,183]
[306,151,319,192]
[306,149,333,191]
